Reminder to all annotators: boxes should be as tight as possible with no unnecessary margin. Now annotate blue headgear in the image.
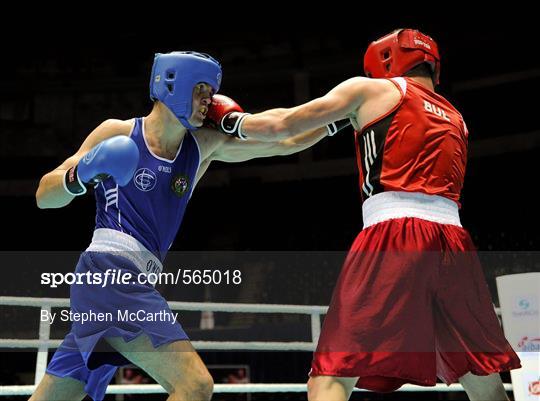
[149,51,222,130]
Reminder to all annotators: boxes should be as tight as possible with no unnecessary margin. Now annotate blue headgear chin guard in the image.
[149,51,222,130]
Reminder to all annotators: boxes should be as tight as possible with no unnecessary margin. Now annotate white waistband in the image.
[362,191,461,228]
[86,228,163,277]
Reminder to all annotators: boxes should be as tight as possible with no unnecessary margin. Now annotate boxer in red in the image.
[214,29,521,401]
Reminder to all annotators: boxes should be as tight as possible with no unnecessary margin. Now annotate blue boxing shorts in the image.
[46,252,188,401]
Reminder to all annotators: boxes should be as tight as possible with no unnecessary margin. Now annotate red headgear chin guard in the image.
[363,29,441,85]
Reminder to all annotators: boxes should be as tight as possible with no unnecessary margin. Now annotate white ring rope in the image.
[0,296,329,314]
[0,339,316,351]
[0,383,514,396]
[0,296,510,396]
[0,295,501,316]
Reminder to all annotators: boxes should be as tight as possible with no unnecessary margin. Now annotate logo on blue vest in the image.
[134,168,157,192]
[171,174,190,197]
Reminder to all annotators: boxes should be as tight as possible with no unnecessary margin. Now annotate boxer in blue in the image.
[33,52,350,401]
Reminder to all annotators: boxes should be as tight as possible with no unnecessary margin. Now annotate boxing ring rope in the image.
[0,383,515,396]
[0,296,510,396]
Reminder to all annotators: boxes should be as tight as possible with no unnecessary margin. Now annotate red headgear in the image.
[363,29,441,84]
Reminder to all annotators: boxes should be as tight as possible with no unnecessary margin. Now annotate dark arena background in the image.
[1,13,539,401]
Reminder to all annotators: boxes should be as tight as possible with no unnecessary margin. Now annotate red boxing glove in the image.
[205,94,250,140]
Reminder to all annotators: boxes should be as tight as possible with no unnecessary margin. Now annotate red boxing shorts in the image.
[310,192,521,392]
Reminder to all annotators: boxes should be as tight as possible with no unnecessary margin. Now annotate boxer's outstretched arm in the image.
[202,94,351,162]
[210,120,351,163]
[36,119,133,209]
[214,79,402,142]
[221,77,402,142]
[219,77,373,141]
[211,126,329,163]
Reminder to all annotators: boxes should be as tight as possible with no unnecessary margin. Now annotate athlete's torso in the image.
[94,117,201,260]
[355,77,468,205]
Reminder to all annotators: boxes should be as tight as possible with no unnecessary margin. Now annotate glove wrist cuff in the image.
[220,112,250,140]
[63,165,88,196]
[326,119,352,136]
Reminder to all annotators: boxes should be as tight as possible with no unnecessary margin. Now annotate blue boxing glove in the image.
[63,135,139,196]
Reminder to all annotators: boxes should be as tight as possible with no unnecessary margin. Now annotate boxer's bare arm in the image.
[193,126,329,184]
[211,126,329,162]
[36,119,133,209]
[241,77,398,140]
